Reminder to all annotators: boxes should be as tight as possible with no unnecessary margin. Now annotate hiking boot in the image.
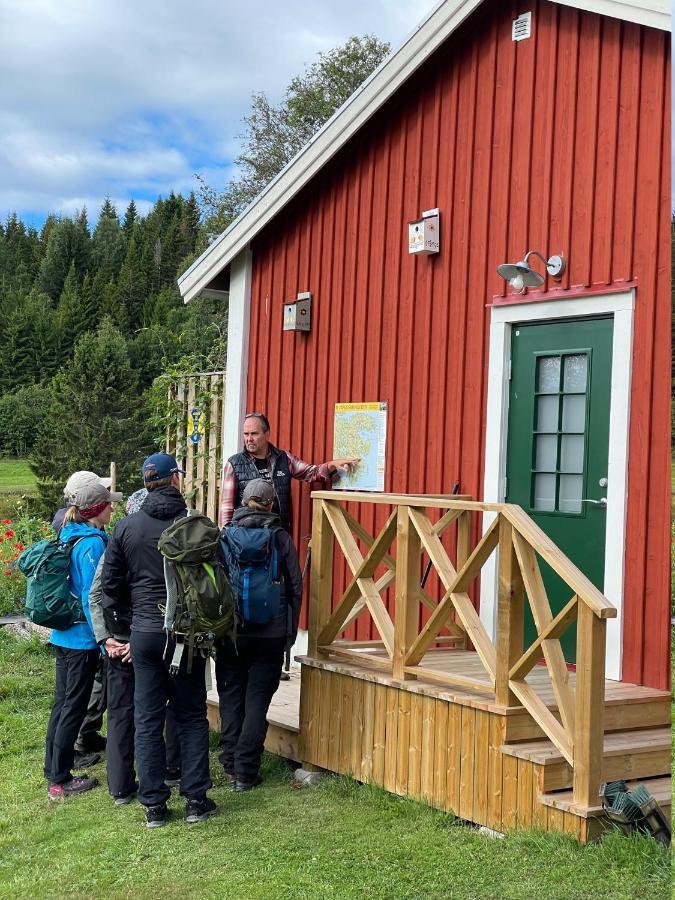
[164,768,181,787]
[72,751,101,769]
[145,803,169,828]
[48,776,99,800]
[75,733,107,753]
[233,773,263,793]
[113,786,137,806]
[185,796,219,823]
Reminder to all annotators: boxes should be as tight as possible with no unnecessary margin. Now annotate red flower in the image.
[1,519,10,525]
[14,543,24,550]
[4,568,10,576]
[0,538,4,543]
[4,530,14,537]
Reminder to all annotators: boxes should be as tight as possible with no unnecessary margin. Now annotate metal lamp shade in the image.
[496,260,545,288]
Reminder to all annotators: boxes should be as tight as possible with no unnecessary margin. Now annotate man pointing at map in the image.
[219,412,359,529]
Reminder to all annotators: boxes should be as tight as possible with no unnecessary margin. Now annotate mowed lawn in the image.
[0,633,670,900]
[0,458,37,495]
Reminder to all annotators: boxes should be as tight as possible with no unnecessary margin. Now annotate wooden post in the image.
[109,462,116,494]
[393,505,421,680]
[495,517,524,706]
[572,603,606,808]
[307,500,334,657]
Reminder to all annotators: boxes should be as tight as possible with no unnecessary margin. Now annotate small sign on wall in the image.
[408,208,440,255]
[283,292,312,331]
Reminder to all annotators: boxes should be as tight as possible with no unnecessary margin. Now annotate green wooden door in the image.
[505,317,613,661]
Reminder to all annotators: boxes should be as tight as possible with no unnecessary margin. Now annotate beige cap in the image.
[64,470,113,504]
[71,481,122,509]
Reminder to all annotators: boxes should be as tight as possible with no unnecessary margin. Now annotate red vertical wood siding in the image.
[244,0,671,688]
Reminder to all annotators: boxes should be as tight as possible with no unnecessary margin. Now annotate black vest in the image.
[228,445,293,530]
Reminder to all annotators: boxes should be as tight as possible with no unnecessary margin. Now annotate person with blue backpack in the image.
[43,478,120,801]
[217,478,303,791]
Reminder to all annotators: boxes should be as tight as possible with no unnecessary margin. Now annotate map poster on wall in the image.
[332,402,387,492]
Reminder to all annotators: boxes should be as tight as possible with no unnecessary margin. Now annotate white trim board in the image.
[178,0,669,304]
[221,248,253,497]
[479,290,634,681]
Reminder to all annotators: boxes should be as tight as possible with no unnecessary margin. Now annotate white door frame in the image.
[479,290,634,681]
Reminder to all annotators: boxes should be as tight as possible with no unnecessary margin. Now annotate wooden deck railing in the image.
[307,491,617,808]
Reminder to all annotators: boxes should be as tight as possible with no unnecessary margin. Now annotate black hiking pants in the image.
[106,653,182,797]
[105,655,136,798]
[131,630,211,807]
[215,635,285,782]
[44,647,99,784]
[75,655,107,751]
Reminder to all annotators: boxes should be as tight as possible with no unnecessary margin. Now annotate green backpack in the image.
[158,512,235,673]
[17,536,102,630]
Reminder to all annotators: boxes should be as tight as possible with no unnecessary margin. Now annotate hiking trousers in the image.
[75,655,107,751]
[105,655,136,798]
[44,647,99,784]
[131,630,212,807]
[215,635,285,782]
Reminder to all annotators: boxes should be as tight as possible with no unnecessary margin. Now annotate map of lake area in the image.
[332,402,387,492]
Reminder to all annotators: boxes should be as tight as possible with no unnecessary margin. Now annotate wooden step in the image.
[539,775,672,820]
[502,727,671,792]
[503,694,670,742]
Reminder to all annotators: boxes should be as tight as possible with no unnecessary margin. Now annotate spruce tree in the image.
[31,318,153,510]
[91,197,125,283]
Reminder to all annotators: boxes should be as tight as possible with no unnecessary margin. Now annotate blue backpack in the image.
[220,526,283,625]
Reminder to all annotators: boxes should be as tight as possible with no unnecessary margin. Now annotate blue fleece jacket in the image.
[50,522,108,650]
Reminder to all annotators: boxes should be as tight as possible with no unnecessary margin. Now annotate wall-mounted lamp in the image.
[497,250,565,293]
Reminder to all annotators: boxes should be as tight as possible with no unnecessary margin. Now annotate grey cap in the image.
[72,480,122,509]
[241,478,275,506]
[64,470,113,504]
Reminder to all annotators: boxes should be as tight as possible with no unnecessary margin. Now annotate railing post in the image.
[495,516,524,706]
[393,505,421,680]
[573,603,606,808]
[307,499,334,657]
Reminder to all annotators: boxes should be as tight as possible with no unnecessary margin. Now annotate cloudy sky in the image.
[1,0,439,228]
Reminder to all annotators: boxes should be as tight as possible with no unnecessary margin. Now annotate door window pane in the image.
[535,434,558,471]
[563,354,587,392]
[536,395,559,432]
[536,356,561,393]
[559,475,583,513]
[561,395,586,433]
[560,434,584,473]
[533,473,556,511]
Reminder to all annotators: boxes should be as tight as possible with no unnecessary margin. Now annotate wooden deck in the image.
[206,648,670,842]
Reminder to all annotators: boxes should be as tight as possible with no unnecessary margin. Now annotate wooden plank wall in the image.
[165,372,225,520]
[299,664,586,840]
[244,1,671,689]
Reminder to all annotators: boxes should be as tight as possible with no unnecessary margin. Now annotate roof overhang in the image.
[178,0,670,303]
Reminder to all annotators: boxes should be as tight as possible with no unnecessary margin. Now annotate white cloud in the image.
[0,0,438,222]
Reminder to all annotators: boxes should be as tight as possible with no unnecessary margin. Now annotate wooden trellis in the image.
[165,372,225,521]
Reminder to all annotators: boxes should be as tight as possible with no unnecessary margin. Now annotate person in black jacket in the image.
[102,453,218,828]
[216,478,303,792]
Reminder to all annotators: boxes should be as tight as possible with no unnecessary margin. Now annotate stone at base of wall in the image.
[293,767,324,787]
[479,826,505,839]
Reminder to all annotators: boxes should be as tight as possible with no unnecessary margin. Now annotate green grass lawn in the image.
[0,458,37,495]
[0,633,670,900]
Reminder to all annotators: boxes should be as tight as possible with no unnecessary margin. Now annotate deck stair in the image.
[502,698,672,823]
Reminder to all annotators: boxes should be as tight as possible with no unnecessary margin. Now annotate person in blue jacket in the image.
[44,478,120,800]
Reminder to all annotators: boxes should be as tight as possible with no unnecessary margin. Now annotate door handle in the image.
[581,497,607,508]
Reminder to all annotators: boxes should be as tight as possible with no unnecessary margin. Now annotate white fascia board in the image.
[179,0,670,303]
[178,0,484,302]
[556,0,670,31]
